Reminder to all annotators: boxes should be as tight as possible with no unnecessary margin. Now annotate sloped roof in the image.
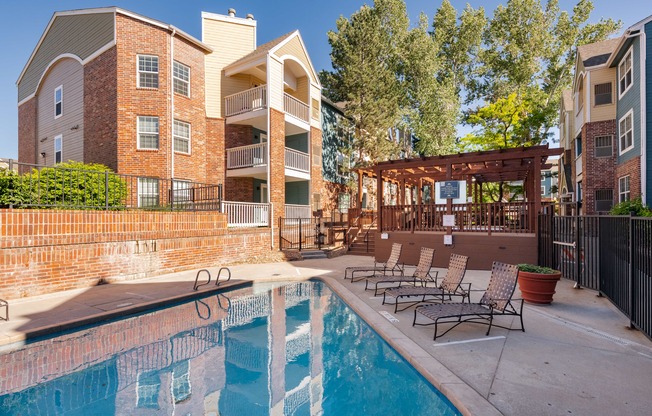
[225,31,295,69]
[577,38,620,67]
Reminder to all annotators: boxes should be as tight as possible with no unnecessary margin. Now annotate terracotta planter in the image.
[517,270,562,305]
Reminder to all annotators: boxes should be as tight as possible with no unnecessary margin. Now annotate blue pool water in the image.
[0,281,460,415]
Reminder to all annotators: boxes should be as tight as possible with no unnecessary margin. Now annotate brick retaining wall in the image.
[0,209,279,299]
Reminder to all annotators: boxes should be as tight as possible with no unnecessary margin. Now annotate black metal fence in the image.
[539,213,652,340]
[0,158,221,211]
[278,213,349,251]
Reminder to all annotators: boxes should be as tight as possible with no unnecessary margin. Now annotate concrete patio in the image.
[1,254,651,415]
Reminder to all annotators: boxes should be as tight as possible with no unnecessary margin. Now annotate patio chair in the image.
[364,247,435,296]
[344,243,404,282]
[382,253,469,312]
[0,298,7,321]
[413,261,524,340]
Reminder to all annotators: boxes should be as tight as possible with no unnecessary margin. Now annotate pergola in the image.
[357,145,563,234]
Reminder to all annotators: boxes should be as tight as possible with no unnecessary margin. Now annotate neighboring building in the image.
[320,97,351,213]
[563,38,621,214]
[558,89,575,204]
[541,159,559,202]
[17,7,344,217]
[607,16,652,206]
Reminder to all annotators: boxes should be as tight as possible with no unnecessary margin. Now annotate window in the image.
[576,81,584,113]
[54,86,63,118]
[173,61,190,97]
[173,120,190,154]
[171,361,191,404]
[594,83,612,106]
[54,135,62,164]
[138,177,159,207]
[594,135,613,157]
[137,372,161,409]
[137,116,159,149]
[541,186,546,196]
[619,176,630,202]
[595,189,613,212]
[138,55,159,88]
[575,136,582,157]
[338,193,350,213]
[172,180,192,205]
[619,111,633,154]
[619,49,632,97]
[577,181,582,202]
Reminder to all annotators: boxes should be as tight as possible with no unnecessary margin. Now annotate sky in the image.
[0,0,649,159]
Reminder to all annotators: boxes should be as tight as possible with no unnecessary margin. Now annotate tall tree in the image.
[465,0,621,148]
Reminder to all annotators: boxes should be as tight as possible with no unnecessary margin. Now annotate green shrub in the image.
[609,198,652,217]
[1,161,128,209]
[517,264,559,274]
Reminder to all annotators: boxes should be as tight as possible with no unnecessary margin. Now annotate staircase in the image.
[348,228,376,256]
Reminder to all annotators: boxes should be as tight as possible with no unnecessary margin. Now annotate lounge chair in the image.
[364,247,435,296]
[344,243,404,282]
[413,261,524,340]
[382,253,469,312]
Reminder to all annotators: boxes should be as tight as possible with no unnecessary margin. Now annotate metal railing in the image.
[226,143,267,169]
[538,213,652,340]
[284,148,309,173]
[283,94,309,122]
[224,85,267,117]
[380,202,533,234]
[0,159,221,211]
[285,204,311,220]
[221,201,270,227]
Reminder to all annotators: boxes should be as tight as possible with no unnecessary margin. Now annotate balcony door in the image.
[261,183,268,203]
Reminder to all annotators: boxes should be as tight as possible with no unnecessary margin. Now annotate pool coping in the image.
[319,275,502,416]
[0,279,251,348]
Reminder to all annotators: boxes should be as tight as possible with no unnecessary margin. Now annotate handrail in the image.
[193,267,232,290]
[363,212,378,253]
[224,85,267,117]
[283,93,309,122]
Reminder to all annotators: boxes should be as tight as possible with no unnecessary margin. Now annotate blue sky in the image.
[0,0,648,158]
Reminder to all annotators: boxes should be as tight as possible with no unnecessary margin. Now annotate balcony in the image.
[226,144,309,179]
[283,94,309,123]
[221,201,270,228]
[224,86,267,117]
[227,143,267,170]
[285,148,309,175]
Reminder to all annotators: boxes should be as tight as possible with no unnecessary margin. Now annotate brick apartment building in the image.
[560,16,652,214]
[17,7,343,217]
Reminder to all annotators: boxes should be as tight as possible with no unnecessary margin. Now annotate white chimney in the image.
[228,8,236,17]
[246,13,254,20]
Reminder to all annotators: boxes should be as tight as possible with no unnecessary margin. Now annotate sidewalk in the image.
[1,255,651,415]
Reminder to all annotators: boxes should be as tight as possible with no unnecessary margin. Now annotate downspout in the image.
[170,27,176,179]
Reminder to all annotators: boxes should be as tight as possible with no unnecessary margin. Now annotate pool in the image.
[0,281,460,415]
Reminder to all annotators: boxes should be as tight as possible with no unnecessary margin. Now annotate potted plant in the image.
[517,264,562,305]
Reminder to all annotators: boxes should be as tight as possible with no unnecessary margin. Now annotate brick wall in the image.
[269,109,286,210]
[0,209,281,299]
[206,117,225,185]
[84,46,119,171]
[167,36,209,183]
[17,98,37,164]
[224,124,254,201]
[582,120,616,214]
[115,14,171,179]
[615,156,641,201]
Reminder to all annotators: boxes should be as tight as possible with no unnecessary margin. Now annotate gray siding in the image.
[616,37,642,165]
[37,58,84,165]
[18,13,114,102]
[285,181,309,205]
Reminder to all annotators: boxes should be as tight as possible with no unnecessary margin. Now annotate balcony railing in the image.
[285,204,311,220]
[284,148,309,173]
[224,86,267,117]
[221,201,270,227]
[283,94,309,122]
[227,143,267,169]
